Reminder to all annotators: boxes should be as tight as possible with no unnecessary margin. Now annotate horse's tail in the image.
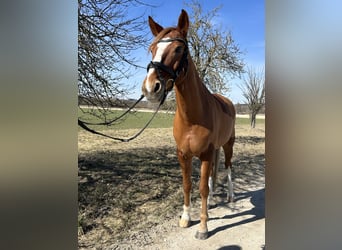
[212,148,221,192]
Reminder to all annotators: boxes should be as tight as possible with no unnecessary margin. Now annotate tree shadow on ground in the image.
[79,145,181,186]
[216,244,264,250]
[235,136,265,145]
[78,134,264,246]
[207,144,265,238]
[217,246,242,250]
[186,142,264,239]
[188,188,265,236]
[208,188,265,238]
[78,145,184,238]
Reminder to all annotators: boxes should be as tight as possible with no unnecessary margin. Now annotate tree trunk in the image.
[250,112,256,128]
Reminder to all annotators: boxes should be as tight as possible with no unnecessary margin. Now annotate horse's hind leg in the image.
[223,134,235,202]
[208,148,220,208]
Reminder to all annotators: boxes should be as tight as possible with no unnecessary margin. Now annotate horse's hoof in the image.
[179,218,191,228]
[195,230,208,240]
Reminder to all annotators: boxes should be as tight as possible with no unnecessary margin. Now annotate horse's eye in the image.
[175,46,182,54]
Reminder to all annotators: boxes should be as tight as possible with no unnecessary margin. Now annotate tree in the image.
[239,66,265,128]
[78,0,149,119]
[185,0,244,94]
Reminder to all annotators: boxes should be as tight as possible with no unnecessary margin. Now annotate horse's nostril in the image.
[154,82,161,93]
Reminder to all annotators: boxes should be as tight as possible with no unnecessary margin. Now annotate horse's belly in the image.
[210,116,234,147]
[214,123,234,147]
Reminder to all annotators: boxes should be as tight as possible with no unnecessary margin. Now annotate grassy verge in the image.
[78,109,264,131]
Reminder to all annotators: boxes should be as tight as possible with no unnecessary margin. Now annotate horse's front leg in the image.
[177,149,192,228]
[195,150,214,240]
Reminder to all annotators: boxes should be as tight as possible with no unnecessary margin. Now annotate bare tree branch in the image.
[185,0,244,94]
[78,0,150,121]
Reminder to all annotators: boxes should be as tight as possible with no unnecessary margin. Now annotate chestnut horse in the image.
[142,9,235,240]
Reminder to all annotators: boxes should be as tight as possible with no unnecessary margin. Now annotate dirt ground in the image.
[78,123,265,250]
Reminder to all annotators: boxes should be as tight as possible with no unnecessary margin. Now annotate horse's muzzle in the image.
[142,79,166,103]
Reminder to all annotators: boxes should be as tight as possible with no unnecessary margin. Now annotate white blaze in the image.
[145,38,172,93]
[153,38,172,62]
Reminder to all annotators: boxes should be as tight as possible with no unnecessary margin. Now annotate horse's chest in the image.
[174,125,210,157]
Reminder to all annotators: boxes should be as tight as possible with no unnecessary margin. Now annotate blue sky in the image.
[127,0,264,104]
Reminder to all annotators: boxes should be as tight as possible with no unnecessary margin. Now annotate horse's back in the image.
[212,93,236,119]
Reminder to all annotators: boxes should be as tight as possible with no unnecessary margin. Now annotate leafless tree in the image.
[78,0,150,119]
[239,66,265,128]
[185,0,244,94]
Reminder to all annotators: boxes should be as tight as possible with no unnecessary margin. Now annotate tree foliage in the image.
[185,0,244,94]
[239,66,265,128]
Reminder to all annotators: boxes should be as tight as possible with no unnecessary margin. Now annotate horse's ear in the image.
[177,9,189,37]
[148,16,164,36]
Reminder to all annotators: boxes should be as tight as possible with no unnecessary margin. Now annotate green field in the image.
[79,109,264,131]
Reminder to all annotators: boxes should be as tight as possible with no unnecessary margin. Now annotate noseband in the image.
[146,38,188,103]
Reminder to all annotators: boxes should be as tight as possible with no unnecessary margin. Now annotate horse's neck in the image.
[174,58,209,123]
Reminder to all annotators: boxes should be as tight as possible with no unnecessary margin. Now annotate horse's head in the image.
[142,9,189,103]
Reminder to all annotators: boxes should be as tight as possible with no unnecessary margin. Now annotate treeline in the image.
[235,103,265,114]
[78,96,264,114]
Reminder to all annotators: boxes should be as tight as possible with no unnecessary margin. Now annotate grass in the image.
[78,109,174,130]
[78,108,264,131]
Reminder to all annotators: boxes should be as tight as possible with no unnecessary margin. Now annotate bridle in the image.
[146,37,188,104]
[78,38,189,142]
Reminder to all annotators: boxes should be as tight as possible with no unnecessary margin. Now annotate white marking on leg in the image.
[181,204,191,221]
[208,176,213,205]
[227,167,234,201]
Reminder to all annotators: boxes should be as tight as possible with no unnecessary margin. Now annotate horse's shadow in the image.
[190,188,265,238]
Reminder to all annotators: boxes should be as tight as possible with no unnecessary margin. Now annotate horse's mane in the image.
[148,27,176,52]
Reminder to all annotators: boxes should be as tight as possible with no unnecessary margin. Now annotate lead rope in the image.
[80,95,144,126]
[78,95,163,142]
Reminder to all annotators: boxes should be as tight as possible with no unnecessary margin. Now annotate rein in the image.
[78,95,163,142]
